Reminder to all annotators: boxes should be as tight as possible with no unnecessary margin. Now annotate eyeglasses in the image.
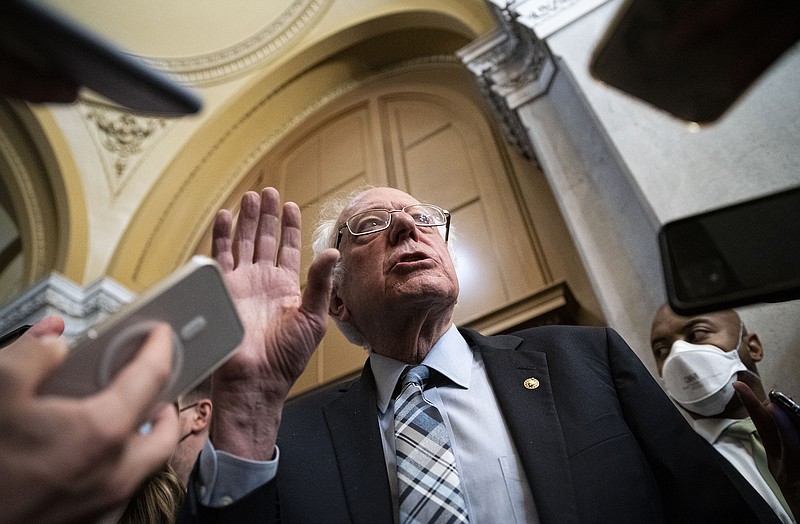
[335,204,451,249]
[174,401,198,413]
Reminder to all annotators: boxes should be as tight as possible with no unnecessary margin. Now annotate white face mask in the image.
[661,324,747,417]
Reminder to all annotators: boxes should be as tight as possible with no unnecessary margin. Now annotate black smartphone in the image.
[769,391,800,424]
[590,0,800,123]
[0,324,32,348]
[659,186,800,315]
[0,0,202,116]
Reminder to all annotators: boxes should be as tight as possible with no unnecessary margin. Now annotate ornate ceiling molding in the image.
[458,3,555,161]
[486,0,612,38]
[141,0,332,85]
[0,272,133,343]
[78,101,170,199]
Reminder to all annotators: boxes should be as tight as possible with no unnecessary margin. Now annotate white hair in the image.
[311,186,375,349]
[310,185,458,349]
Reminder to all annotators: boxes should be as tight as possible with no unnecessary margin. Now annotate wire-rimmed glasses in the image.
[335,204,450,249]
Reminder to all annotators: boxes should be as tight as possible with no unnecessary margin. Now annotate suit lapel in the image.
[323,362,394,524]
[463,329,581,524]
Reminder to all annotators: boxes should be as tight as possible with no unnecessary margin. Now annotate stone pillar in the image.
[459,2,664,367]
[0,273,134,343]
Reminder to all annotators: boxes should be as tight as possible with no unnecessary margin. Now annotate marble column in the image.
[459,2,664,366]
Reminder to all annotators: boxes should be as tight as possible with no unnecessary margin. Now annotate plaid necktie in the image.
[724,418,793,518]
[394,365,469,524]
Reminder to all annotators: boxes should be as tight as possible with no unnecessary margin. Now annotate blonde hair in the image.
[117,463,185,524]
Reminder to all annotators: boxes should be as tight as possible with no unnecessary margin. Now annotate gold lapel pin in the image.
[523,377,540,390]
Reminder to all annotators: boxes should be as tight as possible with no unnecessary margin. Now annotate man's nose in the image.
[387,210,419,244]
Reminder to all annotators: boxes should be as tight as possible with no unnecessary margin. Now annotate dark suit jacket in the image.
[180,325,780,523]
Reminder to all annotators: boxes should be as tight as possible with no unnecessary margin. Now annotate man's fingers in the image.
[232,191,261,266]
[25,316,65,338]
[302,248,339,320]
[213,210,234,272]
[734,381,781,454]
[255,187,281,264]
[276,201,302,272]
[0,335,69,394]
[767,402,800,457]
[129,403,180,468]
[103,403,179,504]
[94,323,174,431]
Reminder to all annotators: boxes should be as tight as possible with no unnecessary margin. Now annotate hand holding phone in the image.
[770,391,800,425]
[38,256,243,402]
[0,316,180,523]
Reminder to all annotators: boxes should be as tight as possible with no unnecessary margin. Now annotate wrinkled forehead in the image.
[339,187,420,222]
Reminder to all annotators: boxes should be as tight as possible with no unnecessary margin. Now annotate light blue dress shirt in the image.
[371,324,538,523]
[197,324,538,522]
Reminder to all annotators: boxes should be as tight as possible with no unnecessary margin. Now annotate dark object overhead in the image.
[659,186,800,315]
[0,0,202,116]
[590,0,800,123]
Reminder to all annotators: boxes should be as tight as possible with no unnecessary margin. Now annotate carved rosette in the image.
[458,2,557,161]
[81,103,168,196]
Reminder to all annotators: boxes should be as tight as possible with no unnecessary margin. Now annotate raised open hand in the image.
[209,187,338,459]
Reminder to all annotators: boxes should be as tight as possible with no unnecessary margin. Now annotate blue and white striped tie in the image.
[394,365,469,524]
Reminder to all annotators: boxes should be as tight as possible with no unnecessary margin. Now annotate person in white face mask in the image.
[651,305,797,523]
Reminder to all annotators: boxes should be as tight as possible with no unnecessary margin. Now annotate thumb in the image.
[26,315,66,338]
[0,335,70,395]
[302,248,339,320]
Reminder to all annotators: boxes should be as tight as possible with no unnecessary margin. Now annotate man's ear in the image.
[744,332,764,363]
[194,399,213,431]
[328,288,350,322]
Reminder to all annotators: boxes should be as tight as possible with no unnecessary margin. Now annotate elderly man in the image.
[651,305,798,522]
[180,186,779,523]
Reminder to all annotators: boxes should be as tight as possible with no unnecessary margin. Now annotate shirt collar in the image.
[370,324,472,414]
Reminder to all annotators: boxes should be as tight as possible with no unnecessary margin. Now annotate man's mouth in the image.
[392,252,432,270]
[399,253,427,262]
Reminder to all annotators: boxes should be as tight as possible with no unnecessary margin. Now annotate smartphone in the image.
[659,186,800,315]
[38,256,243,401]
[0,324,32,349]
[590,0,800,123]
[769,391,800,424]
[0,0,202,116]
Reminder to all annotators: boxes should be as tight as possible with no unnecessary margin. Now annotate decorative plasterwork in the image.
[458,2,556,161]
[142,0,332,85]
[488,0,612,38]
[0,272,134,343]
[79,101,169,199]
